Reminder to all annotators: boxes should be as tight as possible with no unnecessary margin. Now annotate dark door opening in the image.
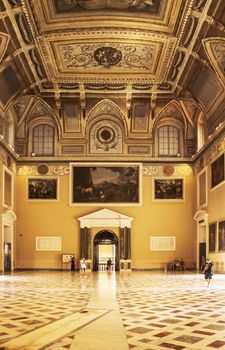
[199,242,206,270]
[4,242,11,272]
[93,230,119,271]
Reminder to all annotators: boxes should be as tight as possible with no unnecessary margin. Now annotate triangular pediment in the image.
[78,208,132,220]
[78,208,133,228]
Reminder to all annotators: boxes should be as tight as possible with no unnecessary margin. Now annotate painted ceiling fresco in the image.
[53,0,161,15]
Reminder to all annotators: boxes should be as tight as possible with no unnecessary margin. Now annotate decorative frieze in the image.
[195,134,225,173]
[17,164,70,176]
[143,165,193,176]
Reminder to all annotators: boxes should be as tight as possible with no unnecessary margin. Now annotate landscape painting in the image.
[70,163,141,205]
[28,178,58,200]
[154,178,184,200]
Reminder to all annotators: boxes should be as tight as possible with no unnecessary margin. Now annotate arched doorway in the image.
[93,230,119,271]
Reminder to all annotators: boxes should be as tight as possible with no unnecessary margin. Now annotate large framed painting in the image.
[208,222,216,252]
[211,153,224,189]
[28,177,58,200]
[197,169,207,208]
[70,163,142,206]
[153,178,184,201]
[218,220,225,251]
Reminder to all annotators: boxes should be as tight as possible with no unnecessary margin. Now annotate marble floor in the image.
[0,271,225,350]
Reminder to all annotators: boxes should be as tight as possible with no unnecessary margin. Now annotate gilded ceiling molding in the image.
[0,147,7,165]
[29,0,183,33]
[15,13,32,44]
[29,48,46,79]
[181,16,198,47]
[194,0,207,12]
[202,37,225,83]
[168,50,185,81]
[0,33,10,63]
[36,30,177,84]
[8,0,21,8]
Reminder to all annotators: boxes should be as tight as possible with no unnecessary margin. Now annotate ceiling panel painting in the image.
[53,0,162,15]
[31,0,183,33]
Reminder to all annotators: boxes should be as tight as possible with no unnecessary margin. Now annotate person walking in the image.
[203,259,213,287]
[80,258,87,277]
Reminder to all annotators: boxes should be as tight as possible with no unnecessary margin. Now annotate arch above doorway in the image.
[93,229,118,271]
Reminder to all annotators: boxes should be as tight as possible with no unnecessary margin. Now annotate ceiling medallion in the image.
[94,47,122,67]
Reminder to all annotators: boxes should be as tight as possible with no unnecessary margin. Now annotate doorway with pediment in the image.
[78,208,133,271]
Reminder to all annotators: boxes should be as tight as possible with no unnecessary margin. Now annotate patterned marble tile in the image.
[0,271,225,350]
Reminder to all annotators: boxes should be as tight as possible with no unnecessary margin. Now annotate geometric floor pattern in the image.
[116,272,225,349]
[0,271,225,349]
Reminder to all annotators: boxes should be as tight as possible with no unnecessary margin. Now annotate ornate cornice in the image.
[195,133,225,173]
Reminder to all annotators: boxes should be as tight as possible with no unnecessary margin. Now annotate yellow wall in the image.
[14,167,196,270]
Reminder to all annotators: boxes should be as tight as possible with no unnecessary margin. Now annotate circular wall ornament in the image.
[94,47,122,67]
[163,165,174,176]
[37,164,49,175]
[97,126,115,144]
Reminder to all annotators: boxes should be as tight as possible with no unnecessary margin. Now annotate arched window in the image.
[32,124,54,156]
[158,125,179,156]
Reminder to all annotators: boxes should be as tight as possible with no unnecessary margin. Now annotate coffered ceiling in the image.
[0,0,224,153]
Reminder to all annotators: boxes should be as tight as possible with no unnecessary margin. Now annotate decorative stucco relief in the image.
[0,146,16,172]
[202,38,225,83]
[60,43,155,70]
[143,165,193,176]
[0,33,10,63]
[17,165,70,176]
[29,102,53,119]
[89,120,122,154]
[14,96,31,120]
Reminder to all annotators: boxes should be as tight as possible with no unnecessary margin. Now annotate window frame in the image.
[158,125,180,157]
[30,122,56,157]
